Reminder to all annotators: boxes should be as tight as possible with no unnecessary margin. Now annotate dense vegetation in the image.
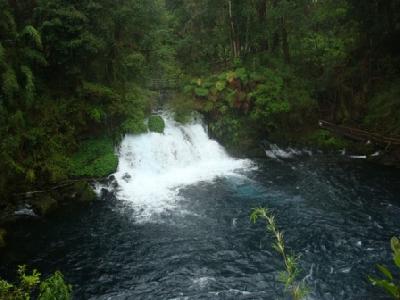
[0,266,71,299]
[1,1,400,298]
[1,0,399,203]
[166,0,400,155]
[0,0,177,203]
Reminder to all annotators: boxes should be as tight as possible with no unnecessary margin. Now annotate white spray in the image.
[110,114,252,217]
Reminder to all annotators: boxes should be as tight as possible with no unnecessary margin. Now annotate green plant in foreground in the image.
[369,237,400,299]
[251,208,308,300]
[0,265,71,300]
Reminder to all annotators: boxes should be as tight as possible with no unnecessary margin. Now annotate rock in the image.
[0,228,6,248]
[32,194,58,216]
[72,182,97,203]
[122,173,131,183]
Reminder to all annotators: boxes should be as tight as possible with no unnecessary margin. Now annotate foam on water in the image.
[112,114,253,216]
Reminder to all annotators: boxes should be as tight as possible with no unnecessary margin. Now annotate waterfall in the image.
[109,114,252,216]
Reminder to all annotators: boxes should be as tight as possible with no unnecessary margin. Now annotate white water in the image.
[110,114,252,217]
[265,144,312,159]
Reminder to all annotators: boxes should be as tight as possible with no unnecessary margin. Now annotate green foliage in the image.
[308,129,347,150]
[364,80,400,136]
[148,116,166,133]
[369,237,400,299]
[2,67,19,100]
[251,208,308,300]
[39,271,72,300]
[194,87,209,97]
[167,93,196,124]
[0,266,71,300]
[20,25,43,50]
[68,138,118,178]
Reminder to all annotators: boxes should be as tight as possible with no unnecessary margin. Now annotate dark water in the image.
[1,156,400,299]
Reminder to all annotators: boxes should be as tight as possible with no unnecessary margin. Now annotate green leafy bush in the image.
[308,129,347,150]
[148,116,166,133]
[68,138,118,178]
[369,237,400,299]
[0,266,71,300]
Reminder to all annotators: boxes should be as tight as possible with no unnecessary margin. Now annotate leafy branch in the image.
[369,237,400,299]
[251,207,308,300]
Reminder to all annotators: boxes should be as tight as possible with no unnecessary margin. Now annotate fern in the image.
[24,49,48,66]
[0,10,17,37]
[0,43,5,67]
[20,25,43,49]
[20,65,35,105]
[1,67,19,100]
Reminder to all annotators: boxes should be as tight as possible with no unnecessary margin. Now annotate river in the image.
[1,115,400,299]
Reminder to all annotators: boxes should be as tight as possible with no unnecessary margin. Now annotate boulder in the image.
[72,182,97,203]
[31,194,58,216]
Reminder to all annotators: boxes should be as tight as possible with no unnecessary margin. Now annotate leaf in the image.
[391,237,400,253]
[394,252,400,269]
[377,264,393,281]
[369,277,400,299]
[2,67,19,99]
[21,65,35,105]
[20,25,42,49]
[194,87,209,97]
[215,81,226,92]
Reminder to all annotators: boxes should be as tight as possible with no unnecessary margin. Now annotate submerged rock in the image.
[32,194,58,216]
[71,182,97,203]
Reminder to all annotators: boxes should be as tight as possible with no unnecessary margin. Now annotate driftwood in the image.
[13,177,104,199]
[319,120,400,147]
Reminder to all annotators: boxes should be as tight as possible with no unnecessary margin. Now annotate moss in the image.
[0,228,7,248]
[68,138,118,178]
[32,194,58,216]
[148,115,165,133]
[72,182,97,203]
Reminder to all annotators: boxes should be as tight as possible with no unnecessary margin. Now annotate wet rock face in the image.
[71,182,97,203]
[122,173,132,183]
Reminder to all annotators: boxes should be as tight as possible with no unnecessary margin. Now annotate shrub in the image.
[0,266,72,300]
[148,115,165,133]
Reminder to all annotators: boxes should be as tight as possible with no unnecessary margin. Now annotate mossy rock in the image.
[72,182,97,203]
[0,228,7,248]
[148,115,165,133]
[32,194,58,216]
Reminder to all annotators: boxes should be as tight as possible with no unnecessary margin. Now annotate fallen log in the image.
[319,120,400,147]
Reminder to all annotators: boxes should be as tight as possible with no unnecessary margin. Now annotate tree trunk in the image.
[281,16,290,63]
[228,0,239,58]
[258,0,269,51]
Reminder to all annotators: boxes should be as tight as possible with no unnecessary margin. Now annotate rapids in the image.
[1,115,400,299]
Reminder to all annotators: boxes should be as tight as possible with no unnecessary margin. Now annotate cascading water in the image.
[110,114,253,218]
[5,116,400,299]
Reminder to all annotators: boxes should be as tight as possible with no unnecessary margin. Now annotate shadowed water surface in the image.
[2,156,400,299]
